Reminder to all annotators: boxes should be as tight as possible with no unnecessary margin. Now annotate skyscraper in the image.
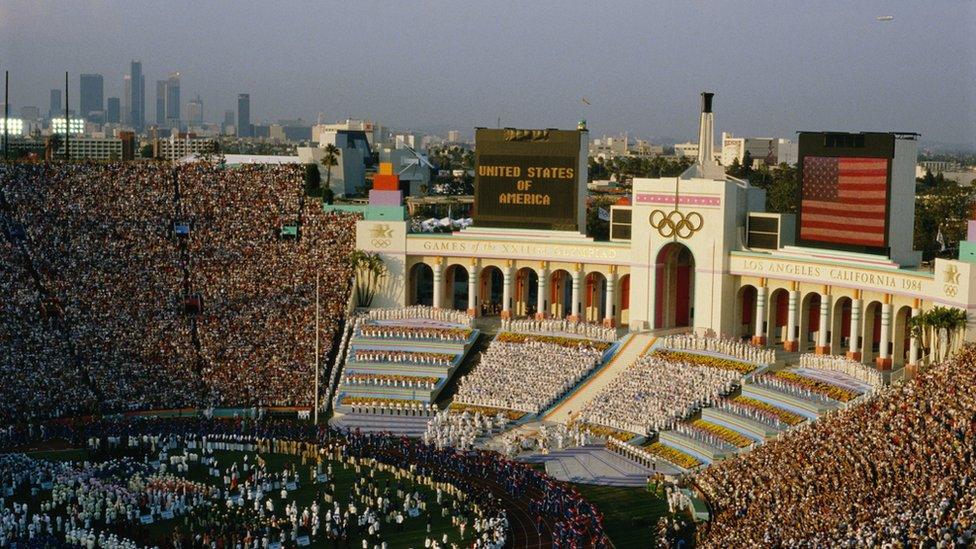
[49,89,61,119]
[155,80,166,125]
[79,74,104,121]
[186,95,203,126]
[237,94,250,138]
[223,110,235,134]
[107,97,120,124]
[128,60,145,131]
[122,76,131,126]
[165,72,181,128]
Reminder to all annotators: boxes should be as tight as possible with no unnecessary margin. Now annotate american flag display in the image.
[799,156,889,247]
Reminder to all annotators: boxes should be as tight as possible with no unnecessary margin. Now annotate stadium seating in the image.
[0,162,358,421]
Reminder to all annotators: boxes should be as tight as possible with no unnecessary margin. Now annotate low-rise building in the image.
[297,129,373,196]
[155,136,218,161]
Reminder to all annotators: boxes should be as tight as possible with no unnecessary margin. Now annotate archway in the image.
[549,269,573,318]
[799,293,821,353]
[734,285,757,340]
[831,296,852,355]
[444,264,469,311]
[514,267,538,317]
[408,263,434,307]
[619,274,631,327]
[654,243,695,329]
[585,272,608,323]
[892,305,913,368]
[862,301,883,365]
[766,289,789,346]
[479,266,504,316]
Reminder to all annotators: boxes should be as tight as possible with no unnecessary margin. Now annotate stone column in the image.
[847,296,862,362]
[784,288,800,352]
[908,302,921,374]
[501,262,513,319]
[604,268,617,328]
[752,283,767,346]
[876,299,893,370]
[431,259,444,309]
[815,291,831,354]
[535,262,549,320]
[466,261,479,317]
[569,265,582,322]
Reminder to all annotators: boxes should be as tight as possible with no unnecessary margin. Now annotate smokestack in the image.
[697,92,715,166]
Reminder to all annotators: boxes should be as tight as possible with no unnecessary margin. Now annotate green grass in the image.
[22,447,671,547]
[572,483,668,549]
[168,450,469,547]
[19,448,472,548]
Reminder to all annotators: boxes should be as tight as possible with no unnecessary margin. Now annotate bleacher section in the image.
[451,332,618,418]
[648,364,873,470]
[331,313,479,418]
[591,338,878,473]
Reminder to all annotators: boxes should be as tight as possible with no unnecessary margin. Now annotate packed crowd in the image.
[500,318,618,342]
[453,338,604,415]
[579,353,741,435]
[0,416,609,548]
[697,346,976,547]
[798,352,885,387]
[365,306,473,328]
[179,163,357,408]
[661,334,776,366]
[0,162,358,422]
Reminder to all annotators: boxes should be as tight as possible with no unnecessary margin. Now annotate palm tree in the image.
[320,143,340,195]
[910,306,968,363]
[46,134,63,161]
[349,250,388,308]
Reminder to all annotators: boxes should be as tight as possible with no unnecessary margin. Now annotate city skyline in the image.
[0,1,973,146]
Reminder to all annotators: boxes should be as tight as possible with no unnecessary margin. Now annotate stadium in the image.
[1,93,975,548]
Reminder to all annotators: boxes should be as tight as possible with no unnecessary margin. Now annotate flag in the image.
[598,208,611,221]
[800,156,888,247]
[936,227,946,251]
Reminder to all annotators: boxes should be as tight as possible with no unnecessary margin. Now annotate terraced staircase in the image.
[329,412,431,437]
[700,408,781,441]
[520,445,661,487]
[651,366,873,469]
[741,384,839,419]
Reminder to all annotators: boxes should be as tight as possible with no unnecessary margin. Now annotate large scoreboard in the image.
[473,128,587,232]
[796,132,895,254]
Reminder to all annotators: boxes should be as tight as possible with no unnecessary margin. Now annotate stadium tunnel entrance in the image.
[479,265,504,316]
[654,242,695,329]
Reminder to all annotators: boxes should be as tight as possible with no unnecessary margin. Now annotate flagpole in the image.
[314,271,320,425]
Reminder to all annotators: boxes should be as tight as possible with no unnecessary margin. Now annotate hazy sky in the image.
[1,1,974,145]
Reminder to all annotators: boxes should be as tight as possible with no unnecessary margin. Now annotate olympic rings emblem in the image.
[649,209,704,239]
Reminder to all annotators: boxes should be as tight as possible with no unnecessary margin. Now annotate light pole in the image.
[313,272,320,425]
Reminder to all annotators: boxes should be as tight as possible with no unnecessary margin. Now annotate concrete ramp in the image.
[544,332,656,424]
